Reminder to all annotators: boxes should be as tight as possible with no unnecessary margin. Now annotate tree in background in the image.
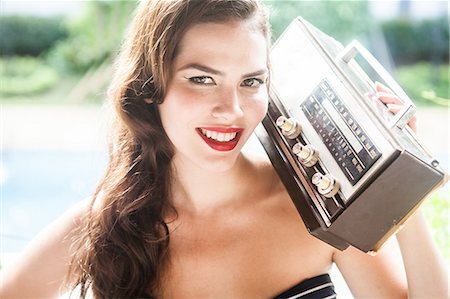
[47,0,137,74]
[265,0,373,44]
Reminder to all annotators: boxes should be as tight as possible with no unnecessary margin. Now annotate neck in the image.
[169,153,250,216]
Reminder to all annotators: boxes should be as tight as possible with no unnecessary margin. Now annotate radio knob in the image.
[276,116,301,139]
[312,173,340,198]
[292,143,319,167]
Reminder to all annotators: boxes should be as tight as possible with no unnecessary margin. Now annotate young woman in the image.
[1,0,447,298]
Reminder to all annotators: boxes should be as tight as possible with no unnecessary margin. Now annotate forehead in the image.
[173,20,268,71]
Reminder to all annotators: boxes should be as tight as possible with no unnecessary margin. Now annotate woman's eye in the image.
[242,78,265,88]
[187,76,215,85]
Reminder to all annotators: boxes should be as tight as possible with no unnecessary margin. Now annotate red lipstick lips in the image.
[196,127,243,152]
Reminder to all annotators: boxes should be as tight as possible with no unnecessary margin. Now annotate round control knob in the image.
[276,116,301,139]
[312,173,340,198]
[292,143,319,167]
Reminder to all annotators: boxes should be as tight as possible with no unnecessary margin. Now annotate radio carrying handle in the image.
[337,40,416,130]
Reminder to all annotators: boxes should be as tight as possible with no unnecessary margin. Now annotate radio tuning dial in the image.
[276,116,302,139]
[292,143,319,167]
[312,173,340,198]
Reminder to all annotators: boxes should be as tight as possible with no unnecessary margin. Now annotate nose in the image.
[211,88,244,122]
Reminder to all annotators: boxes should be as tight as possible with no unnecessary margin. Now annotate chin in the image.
[198,153,241,173]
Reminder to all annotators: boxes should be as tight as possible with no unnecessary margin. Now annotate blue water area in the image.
[1,150,108,252]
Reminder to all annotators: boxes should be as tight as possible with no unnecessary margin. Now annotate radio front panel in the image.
[269,22,398,202]
[301,79,382,185]
[265,95,345,226]
[256,17,448,252]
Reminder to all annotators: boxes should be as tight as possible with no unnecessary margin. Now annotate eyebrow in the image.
[178,63,224,75]
[177,63,268,78]
[244,68,269,78]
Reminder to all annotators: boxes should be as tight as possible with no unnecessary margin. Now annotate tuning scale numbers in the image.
[301,79,381,185]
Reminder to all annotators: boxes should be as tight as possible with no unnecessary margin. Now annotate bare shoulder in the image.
[240,151,337,278]
[241,150,296,212]
[241,151,285,192]
[241,153,408,296]
[0,199,91,298]
[240,151,318,239]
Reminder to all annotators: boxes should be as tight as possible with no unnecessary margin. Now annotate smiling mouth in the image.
[199,128,238,142]
[196,127,243,151]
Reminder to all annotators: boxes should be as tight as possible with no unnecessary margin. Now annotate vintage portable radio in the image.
[255,17,448,253]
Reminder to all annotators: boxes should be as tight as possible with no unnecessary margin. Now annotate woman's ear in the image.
[144,98,154,104]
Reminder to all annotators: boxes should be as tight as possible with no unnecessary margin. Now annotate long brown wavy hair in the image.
[68,0,271,298]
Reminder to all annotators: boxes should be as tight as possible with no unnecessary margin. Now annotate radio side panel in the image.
[328,151,445,252]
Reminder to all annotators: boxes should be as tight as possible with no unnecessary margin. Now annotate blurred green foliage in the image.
[423,188,450,262]
[265,0,373,44]
[0,15,68,56]
[381,17,449,65]
[395,62,449,106]
[1,0,449,108]
[0,56,59,96]
[46,0,137,74]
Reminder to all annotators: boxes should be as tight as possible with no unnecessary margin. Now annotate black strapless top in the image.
[145,273,336,298]
[273,274,337,299]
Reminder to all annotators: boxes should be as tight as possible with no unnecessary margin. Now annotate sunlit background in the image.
[1,1,449,296]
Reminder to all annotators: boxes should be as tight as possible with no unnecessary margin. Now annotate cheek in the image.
[162,87,197,112]
[245,91,269,123]
[158,87,203,139]
[160,87,192,120]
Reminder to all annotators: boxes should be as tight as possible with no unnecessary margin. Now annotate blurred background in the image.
[1,0,449,288]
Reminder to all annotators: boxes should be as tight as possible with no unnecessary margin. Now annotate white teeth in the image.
[200,129,238,142]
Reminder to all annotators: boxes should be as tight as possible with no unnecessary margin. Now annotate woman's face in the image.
[158,20,269,172]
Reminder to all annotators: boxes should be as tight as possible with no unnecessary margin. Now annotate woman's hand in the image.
[374,82,417,132]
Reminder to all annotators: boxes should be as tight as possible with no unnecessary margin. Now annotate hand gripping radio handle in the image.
[337,40,416,129]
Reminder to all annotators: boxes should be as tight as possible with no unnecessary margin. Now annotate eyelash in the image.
[187,76,215,85]
[187,76,265,88]
[241,78,265,88]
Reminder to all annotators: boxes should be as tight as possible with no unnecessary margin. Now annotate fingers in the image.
[374,81,392,93]
[375,82,402,105]
[376,92,400,105]
[374,82,417,132]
